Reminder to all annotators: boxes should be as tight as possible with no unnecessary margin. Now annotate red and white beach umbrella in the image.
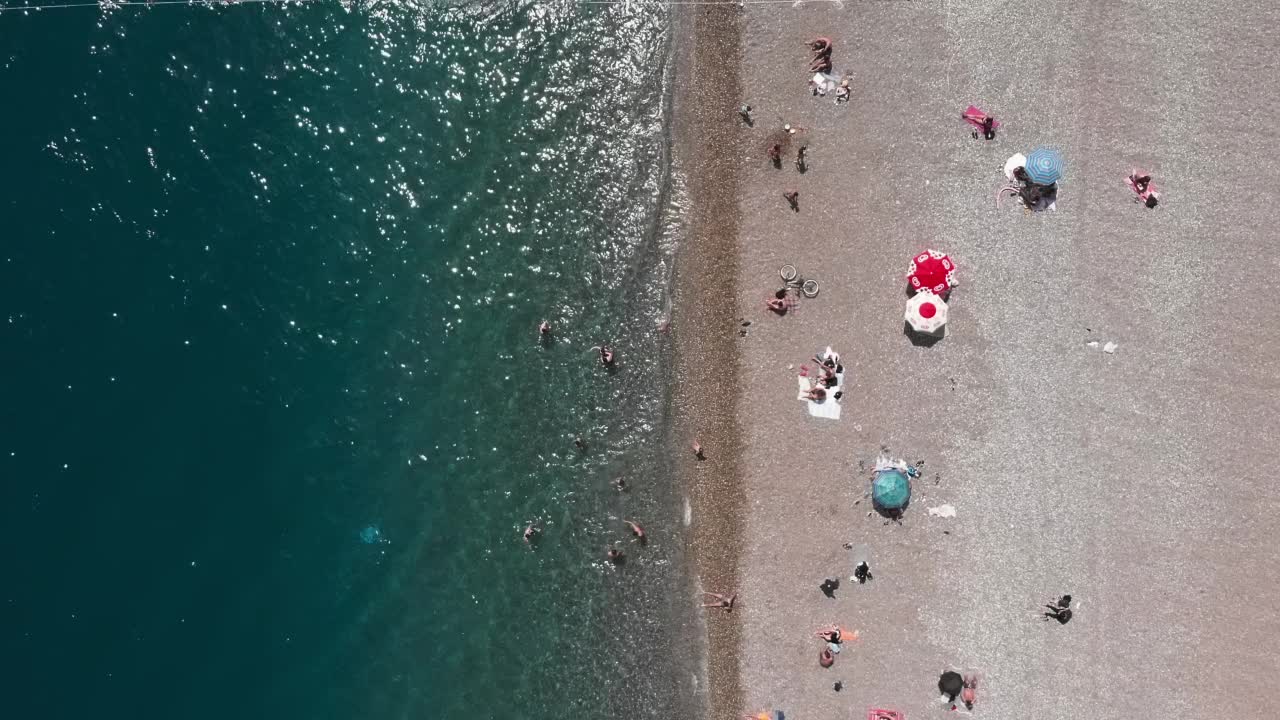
[906,250,958,295]
[905,291,948,334]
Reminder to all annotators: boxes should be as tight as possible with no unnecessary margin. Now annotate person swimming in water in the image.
[606,546,626,566]
[538,320,551,336]
[594,345,616,367]
[613,477,629,492]
[523,521,541,545]
[624,519,647,545]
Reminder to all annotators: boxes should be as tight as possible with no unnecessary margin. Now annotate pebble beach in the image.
[671,1,1280,718]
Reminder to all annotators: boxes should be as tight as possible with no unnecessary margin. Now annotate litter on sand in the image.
[928,504,957,518]
[1103,341,1118,354]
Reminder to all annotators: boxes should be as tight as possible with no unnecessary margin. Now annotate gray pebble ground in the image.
[726,1,1280,719]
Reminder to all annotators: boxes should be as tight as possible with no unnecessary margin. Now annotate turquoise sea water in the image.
[1,3,696,718]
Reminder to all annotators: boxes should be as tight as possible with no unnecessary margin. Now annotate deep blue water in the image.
[0,2,696,718]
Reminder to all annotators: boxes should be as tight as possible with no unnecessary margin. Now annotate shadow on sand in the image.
[903,321,944,348]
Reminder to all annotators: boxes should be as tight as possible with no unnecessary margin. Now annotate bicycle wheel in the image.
[780,264,798,282]
[802,279,819,298]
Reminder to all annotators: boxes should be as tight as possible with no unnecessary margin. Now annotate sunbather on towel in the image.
[803,385,827,402]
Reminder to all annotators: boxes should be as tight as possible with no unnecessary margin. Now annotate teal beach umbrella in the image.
[1024,147,1064,185]
[872,469,911,512]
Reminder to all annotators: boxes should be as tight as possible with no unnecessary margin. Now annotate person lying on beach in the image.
[814,625,843,643]
[624,519,646,545]
[766,295,790,314]
[819,648,835,667]
[804,385,827,402]
[810,56,833,74]
[703,592,737,612]
[961,674,978,710]
[808,37,832,55]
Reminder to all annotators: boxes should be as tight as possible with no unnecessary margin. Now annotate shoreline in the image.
[666,2,746,719]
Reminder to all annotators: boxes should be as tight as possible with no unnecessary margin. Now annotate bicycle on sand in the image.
[779,264,820,298]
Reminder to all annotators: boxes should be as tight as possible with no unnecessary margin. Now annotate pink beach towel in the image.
[961,105,1000,132]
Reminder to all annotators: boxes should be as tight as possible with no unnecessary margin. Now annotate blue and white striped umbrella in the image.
[1024,147,1064,185]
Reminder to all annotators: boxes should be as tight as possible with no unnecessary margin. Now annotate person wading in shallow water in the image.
[702,592,737,612]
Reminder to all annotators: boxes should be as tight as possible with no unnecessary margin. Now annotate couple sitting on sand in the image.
[802,354,843,402]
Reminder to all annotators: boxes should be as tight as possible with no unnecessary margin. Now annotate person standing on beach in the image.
[795,145,807,172]
[739,104,753,124]
[783,190,799,211]
[692,440,705,459]
[767,143,782,167]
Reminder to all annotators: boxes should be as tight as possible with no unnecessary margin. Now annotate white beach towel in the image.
[811,72,840,96]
